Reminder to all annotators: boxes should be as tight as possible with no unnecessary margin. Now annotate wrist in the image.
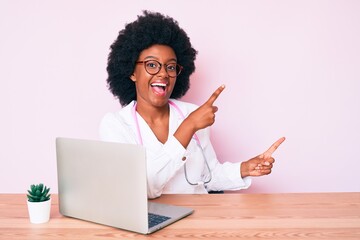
[182,116,198,133]
[174,119,197,148]
[240,161,249,178]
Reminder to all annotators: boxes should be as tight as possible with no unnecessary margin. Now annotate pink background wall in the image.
[1,0,359,193]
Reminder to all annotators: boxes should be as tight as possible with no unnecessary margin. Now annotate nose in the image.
[157,64,169,77]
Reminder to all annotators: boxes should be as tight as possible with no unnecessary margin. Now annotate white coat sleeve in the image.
[198,128,252,192]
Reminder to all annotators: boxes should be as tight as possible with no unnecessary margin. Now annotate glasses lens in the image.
[145,60,160,75]
[143,60,183,77]
[166,63,178,77]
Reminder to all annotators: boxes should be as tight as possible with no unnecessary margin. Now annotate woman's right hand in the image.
[187,84,225,131]
[174,85,225,148]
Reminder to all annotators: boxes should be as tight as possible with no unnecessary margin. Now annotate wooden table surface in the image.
[0,192,359,239]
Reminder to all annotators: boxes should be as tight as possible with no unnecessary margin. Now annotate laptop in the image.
[55,137,194,234]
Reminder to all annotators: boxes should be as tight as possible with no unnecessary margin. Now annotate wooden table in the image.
[0,193,359,239]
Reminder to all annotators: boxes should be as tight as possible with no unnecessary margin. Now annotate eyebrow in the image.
[143,56,177,62]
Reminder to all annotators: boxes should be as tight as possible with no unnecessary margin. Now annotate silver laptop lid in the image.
[56,137,149,234]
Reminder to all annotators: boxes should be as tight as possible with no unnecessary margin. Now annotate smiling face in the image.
[130,44,178,109]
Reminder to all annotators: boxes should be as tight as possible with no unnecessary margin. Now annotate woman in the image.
[100,11,285,198]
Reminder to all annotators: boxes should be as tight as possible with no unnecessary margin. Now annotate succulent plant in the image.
[27,183,51,202]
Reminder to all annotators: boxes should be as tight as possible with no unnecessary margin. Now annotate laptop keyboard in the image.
[148,213,171,228]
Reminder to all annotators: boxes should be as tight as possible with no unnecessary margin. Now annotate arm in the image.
[174,85,225,148]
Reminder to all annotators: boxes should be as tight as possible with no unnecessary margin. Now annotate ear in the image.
[130,73,136,82]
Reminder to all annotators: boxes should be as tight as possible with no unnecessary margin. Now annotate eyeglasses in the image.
[136,60,183,78]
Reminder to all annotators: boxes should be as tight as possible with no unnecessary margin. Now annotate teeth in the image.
[151,83,166,87]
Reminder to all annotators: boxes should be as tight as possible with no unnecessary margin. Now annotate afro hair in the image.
[106,11,198,106]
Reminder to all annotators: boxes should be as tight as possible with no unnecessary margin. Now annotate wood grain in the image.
[0,193,359,239]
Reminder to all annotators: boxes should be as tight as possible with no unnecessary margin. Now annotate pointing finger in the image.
[206,84,225,106]
[263,137,286,158]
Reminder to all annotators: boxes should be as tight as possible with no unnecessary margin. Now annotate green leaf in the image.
[38,184,44,193]
[35,190,41,197]
[27,183,51,202]
[27,195,36,202]
[44,187,50,195]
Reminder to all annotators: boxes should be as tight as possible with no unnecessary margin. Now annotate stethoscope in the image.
[132,100,212,186]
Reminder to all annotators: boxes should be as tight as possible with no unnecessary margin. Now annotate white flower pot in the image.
[27,198,51,224]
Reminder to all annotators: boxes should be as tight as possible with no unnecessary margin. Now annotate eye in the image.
[166,64,177,72]
[146,61,159,69]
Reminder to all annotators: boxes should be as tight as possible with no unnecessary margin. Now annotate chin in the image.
[151,97,170,107]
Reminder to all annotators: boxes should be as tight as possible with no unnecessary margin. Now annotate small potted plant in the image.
[27,183,51,223]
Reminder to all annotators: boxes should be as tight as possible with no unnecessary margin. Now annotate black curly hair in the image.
[106,11,198,106]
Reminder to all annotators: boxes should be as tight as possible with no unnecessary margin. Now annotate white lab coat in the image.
[99,99,251,198]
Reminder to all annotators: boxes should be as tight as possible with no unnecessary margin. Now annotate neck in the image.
[135,100,170,144]
[135,100,170,125]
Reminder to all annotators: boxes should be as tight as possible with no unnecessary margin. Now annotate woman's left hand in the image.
[241,137,285,177]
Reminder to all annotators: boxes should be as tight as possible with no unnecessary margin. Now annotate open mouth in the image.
[150,83,167,95]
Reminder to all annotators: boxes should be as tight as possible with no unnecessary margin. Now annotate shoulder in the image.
[99,101,137,142]
[100,101,135,128]
[169,99,198,116]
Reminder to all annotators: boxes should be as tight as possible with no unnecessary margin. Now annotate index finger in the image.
[263,137,286,157]
[206,84,225,106]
